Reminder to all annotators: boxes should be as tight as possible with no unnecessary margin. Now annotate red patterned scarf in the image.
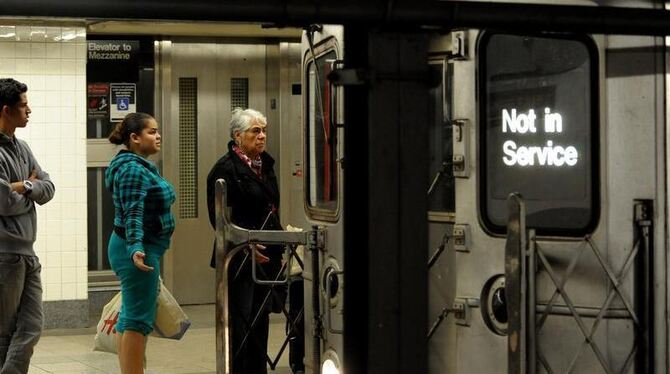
[233,144,262,177]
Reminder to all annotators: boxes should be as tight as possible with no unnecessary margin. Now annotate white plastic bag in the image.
[286,225,305,277]
[93,280,190,356]
[153,282,191,340]
[93,292,121,354]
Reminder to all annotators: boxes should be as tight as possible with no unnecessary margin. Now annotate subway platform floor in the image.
[29,304,293,374]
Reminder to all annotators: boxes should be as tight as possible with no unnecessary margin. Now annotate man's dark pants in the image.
[0,254,43,374]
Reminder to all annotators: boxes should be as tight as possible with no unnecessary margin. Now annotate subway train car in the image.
[424,28,665,374]
[289,5,668,374]
[1,1,669,374]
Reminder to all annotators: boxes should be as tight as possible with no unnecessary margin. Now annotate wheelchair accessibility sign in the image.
[117,98,129,111]
[110,83,136,121]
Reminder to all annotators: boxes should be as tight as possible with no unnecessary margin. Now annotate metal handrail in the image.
[251,245,291,286]
[215,179,312,374]
[505,193,527,374]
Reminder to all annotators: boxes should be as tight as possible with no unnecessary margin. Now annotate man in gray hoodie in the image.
[0,78,55,374]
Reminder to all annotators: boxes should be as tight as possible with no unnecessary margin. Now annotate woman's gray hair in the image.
[229,108,267,140]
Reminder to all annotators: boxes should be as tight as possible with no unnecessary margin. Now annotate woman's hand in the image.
[250,244,270,264]
[132,251,154,272]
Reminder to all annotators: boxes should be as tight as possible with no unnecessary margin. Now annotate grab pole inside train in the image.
[214,179,318,374]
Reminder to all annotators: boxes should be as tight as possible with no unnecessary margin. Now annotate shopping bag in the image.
[93,292,121,354]
[152,281,191,340]
[286,225,305,277]
[93,293,147,368]
[93,281,190,350]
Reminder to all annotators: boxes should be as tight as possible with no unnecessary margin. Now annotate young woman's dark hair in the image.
[108,112,154,146]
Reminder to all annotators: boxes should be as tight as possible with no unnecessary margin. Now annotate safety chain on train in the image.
[427,232,456,340]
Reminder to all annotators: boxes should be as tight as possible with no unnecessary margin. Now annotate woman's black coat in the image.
[206,140,283,275]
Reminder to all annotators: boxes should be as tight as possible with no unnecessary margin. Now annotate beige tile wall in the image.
[0,25,88,301]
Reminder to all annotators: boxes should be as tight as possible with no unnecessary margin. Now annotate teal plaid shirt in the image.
[105,150,176,258]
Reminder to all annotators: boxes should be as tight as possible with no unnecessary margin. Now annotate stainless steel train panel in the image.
[277,40,311,371]
[426,43,458,374]
[428,220,456,373]
[279,42,307,232]
[446,28,510,374]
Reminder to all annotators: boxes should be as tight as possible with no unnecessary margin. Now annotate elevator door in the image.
[160,42,269,304]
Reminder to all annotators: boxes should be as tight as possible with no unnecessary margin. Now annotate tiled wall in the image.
[0,25,88,301]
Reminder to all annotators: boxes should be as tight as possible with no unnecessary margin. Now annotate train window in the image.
[479,32,599,235]
[428,61,455,218]
[305,50,339,217]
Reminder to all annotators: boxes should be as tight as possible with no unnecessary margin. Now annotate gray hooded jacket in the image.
[0,133,54,256]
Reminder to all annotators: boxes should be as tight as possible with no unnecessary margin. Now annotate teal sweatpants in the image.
[108,232,164,336]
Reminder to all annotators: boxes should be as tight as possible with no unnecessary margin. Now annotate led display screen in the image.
[480,33,598,235]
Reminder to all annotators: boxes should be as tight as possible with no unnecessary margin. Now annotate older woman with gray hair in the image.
[206,108,285,374]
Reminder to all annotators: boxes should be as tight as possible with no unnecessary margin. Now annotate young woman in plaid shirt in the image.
[105,112,176,374]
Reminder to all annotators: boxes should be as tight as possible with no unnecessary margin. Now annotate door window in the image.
[305,49,339,219]
[479,32,599,235]
[428,61,455,218]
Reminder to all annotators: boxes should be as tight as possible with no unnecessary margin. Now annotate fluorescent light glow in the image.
[322,358,340,374]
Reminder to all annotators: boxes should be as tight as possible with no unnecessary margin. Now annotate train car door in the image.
[440,29,667,373]
[300,25,345,374]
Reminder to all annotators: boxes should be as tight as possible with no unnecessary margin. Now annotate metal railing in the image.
[506,193,651,374]
[214,179,322,374]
